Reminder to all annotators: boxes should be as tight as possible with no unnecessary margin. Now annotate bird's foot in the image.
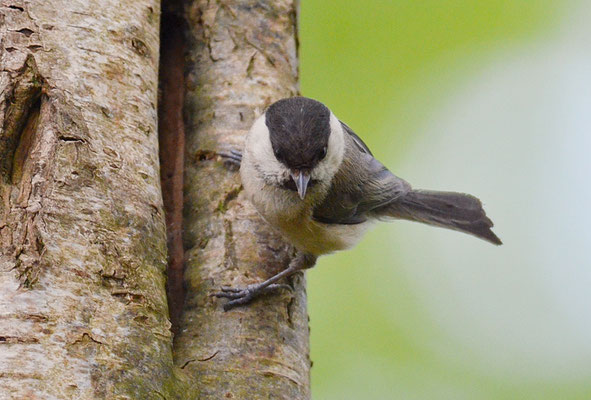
[217,149,242,169]
[213,283,291,311]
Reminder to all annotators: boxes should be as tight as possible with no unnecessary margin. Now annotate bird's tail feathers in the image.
[379,190,502,245]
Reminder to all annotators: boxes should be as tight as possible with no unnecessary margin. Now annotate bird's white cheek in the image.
[245,114,290,184]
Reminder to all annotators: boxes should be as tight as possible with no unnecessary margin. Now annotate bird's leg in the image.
[217,149,242,168]
[214,252,317,311]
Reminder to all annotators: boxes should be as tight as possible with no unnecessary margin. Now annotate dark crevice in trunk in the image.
[158,4,187,336]
[11,96,41,185]
[0,55,43,183]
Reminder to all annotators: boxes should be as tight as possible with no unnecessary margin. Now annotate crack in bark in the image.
[58,135,86,143]
[7,5,25,12]
[180,350,219,369]
[70,332,104,345]
[158,6,187,336]
[0,335,40,344]
[15,28,34,37]
[0,55,43,183]
[11,96,40,185]
[192,149,218,161]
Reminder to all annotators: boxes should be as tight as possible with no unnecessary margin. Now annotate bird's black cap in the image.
[266,97,331,171]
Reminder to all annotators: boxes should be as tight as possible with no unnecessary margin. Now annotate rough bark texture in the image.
[173,0,311,398]
[0,1,179,398]
[1,0,309,397]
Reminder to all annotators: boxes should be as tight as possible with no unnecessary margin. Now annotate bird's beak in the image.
[291,170,311,200]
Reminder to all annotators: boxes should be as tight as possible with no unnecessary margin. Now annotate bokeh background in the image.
[299,0,591,398]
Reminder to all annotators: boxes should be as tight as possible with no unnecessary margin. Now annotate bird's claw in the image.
[213,283,292,311]
[217,150,242,168]
[214,286,254,300]
[219,286,243,293]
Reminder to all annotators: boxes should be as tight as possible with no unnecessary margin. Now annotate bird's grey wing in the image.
[340,121,373,155]
[313,131,410,225]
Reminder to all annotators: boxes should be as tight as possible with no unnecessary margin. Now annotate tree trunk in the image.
[0,1,179,398]
[1,0,309,398]
[172,0,311,399]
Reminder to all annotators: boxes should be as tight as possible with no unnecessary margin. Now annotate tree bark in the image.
[1,0,309,398]
[0,1,179,398]
[173,0,311,399]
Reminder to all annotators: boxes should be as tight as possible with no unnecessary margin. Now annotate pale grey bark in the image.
[174,0,311,399]
[1,0,310,398]
[0,1,179,398]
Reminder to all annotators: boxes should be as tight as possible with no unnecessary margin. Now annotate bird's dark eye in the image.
[274,148,283,161]
[318,146,327,160]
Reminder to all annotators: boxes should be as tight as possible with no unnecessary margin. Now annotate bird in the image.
[214,96,501,310]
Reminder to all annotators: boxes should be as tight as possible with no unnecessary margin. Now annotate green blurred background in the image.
[299,0,591,398]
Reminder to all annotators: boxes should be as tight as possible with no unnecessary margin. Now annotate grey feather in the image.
[376,190,502,245]
[340,121,373,156]
[313,126,411,225]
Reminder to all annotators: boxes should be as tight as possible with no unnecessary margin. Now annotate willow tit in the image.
[215,97,501,310]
